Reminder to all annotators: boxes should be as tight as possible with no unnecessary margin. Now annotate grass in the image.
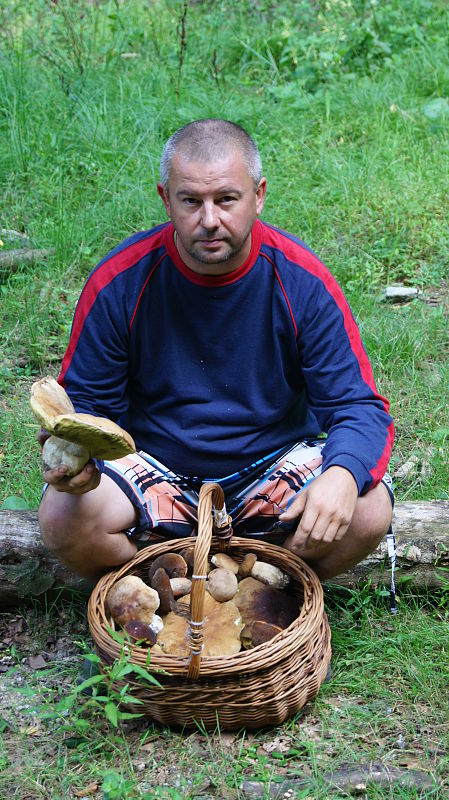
[1,0,448,505]
[0,0,448,797]
[0,590,448,798]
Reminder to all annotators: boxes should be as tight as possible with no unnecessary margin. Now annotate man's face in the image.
[157,150,266,275]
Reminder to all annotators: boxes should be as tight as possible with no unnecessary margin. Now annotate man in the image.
[39,119,394,581]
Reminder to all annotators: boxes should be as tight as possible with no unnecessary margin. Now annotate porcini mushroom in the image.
[123,620,157,646]
[170,577,192,598]
[211,553,239,575]
[147,553,188,583]
[207,568,238,602]
[156,592,243,657]
[30,376,135,472]
[42,436,90,478]
[238,553,257,578]
[238,553,290,589]
[106,575,160,627]
[251,561,290,589]
[234,577,298,631]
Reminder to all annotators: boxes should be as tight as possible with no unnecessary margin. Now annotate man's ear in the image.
[255,177,267,216]
[157,182,171,218]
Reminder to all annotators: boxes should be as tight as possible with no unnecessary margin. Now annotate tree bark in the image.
[0,502,448,605]
[0,248,54,272]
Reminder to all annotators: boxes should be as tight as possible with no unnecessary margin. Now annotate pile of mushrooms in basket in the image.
[106,549,299,656]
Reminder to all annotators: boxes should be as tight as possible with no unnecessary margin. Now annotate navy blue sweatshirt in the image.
[59,220,394,494]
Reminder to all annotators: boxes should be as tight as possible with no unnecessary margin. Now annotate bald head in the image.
[160,119,262,190]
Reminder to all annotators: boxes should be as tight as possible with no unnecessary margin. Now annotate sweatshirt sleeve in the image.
[298,278,394,495]
[58,275,130,425]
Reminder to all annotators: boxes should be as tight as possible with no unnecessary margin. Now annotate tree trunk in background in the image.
[1,502,448,606]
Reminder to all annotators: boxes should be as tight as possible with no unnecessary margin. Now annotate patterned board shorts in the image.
[103,439,394,545]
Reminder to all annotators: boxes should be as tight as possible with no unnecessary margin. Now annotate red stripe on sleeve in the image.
[59,232,165,385]
[262,224,394,484]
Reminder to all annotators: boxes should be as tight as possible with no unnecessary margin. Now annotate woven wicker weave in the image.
[88,483,331,730]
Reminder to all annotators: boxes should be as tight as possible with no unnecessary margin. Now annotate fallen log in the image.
[0,248,54,272]
[0,502,448,606]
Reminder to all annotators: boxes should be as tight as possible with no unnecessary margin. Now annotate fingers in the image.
[37,430,50,447]
[43,461,100,495]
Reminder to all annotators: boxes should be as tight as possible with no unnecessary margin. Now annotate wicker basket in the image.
[88,483,331,730]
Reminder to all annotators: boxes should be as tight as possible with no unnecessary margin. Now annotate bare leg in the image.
[284,482,393,580]
[39,475,139,580]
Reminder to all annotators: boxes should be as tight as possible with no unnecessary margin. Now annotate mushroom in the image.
[148,553,188,584]
[170,577,192,598]
[106,575,160,627]
[123,620,157,646]
[179,547,195,572]
[234,577,298,632]
[156,592,243,657]
[30,376,135,473]
[42,436,90,478]
[211,553,239,575]
[251,560,290,589]
[251,620,284,647]
[240,620,284,649]
[207,568,238,602]
[238,554,290,589]
[150,567,174,615]
[238,553,257,578]
[150,567,191,619]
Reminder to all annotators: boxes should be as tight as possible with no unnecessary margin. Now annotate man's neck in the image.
[174,231,252,276]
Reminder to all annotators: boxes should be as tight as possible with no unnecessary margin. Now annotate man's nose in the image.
[200,201,219,229]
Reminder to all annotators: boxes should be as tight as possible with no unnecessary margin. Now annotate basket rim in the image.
[88,536,326,678]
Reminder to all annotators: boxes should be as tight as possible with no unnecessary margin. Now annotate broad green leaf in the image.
[422,98,449,121]
[0,495,30,510]
[104,702,118,727]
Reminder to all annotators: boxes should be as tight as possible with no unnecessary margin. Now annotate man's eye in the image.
[183,198,199,205]
[219,196,236,204]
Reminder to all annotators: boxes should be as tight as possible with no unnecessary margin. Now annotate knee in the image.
[351,482,393,546]
[38,490,91,555]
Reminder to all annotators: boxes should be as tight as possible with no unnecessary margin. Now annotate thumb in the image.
[279,489,307,521]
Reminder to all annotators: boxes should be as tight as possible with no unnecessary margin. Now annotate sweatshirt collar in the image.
[163,219,263,287]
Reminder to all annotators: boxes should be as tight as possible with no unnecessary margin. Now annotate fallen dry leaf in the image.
[73,782,98,797]
[262,735,291,754]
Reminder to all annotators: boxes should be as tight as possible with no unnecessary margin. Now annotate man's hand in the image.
[280,466,358,553]
[38,431,100,495]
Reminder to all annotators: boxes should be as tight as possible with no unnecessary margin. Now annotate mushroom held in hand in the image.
[106,575,160,626]
[42,436,90,478]
[30,376,135,473]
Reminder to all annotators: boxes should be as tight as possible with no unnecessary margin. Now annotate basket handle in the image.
[186,482,231,679]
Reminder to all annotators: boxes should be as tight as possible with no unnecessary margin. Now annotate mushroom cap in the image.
[150,567,173,615]
[234,577,298,631]
[211,553,239,575]
[123,620,157,646]
[30,376,135,459]
[207,568,238,602]
[251,620,284,647]
[238,553,257,578]
[156,592,243,657]
[106,575,160,626]
[148,553,188,583]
